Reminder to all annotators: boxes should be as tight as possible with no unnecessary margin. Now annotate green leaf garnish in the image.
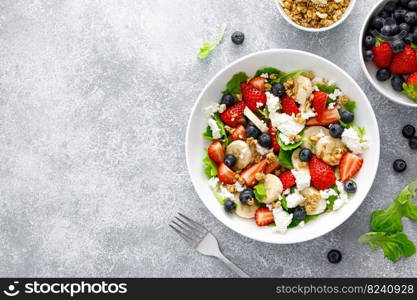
[281,195,288,211]
[254,183,267,202]
[326,195,338,210]
[316,83,339,94]
[278,150,293,169]
[273,70,309,84]
[344,100,356,113]
[203,113,229,145]
[288,215,319,228]
[278,135,303,151]
[197,24,227,59]
[257,108,269,119]
[222,72,249,95]
[203,155,218,178]
[254,67,281,77]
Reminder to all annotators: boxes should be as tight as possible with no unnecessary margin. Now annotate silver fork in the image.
[169,212,250,278]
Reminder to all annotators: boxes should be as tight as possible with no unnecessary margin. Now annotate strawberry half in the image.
[309,155,336,190]
[339,152,363,182]
[241,82,267,111]
[220,101,245,127]
[248,76,266,92]
[218,163,237,185]
[390,44,417,75]
[278,170,296,191]
[240,160,267,187]
[281,94,300,116]
[255,207,274,226]
[402,72,417,102]
[268,122,280,152]
[231,124,246,141]
[306,108,340,126]
[207,141,224,165]
[265,158,280,174]
[372,41,393,69]
[312,91,328,121]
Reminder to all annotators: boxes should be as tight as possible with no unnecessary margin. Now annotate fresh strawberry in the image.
[240,160,267,187]
[248,76,265,92]
[220,101,245,127]
[255,207,274,226]
[390,44,417,75]
[402,72,417,101]
[207,141,224,165]
[241,82,267,111]
[231,124,246,141]
[309,155,336,190]
[268,122,280,152]
[372,41,393,68]
[278,170,296,191]
[312,91,328,121]
[339,152,364,182]
[265,158,280,174]
[306,108,340,126]
[218,163,237,185]
[281,94,300,116]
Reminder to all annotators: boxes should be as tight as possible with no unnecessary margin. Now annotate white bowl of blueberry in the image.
[360,0,417,107]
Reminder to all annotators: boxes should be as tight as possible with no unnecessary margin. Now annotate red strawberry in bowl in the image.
[220,101,245,127]
[230,124,246,141]
[372,41,393,69]
[240,160,267,187]
[278,170,296,191]
[207,141,224,165]
[339,152,363,182]
[218,163,237,185]
[268,122,280,152]
[402,72,417,101]
[312,91,328,121]
[241,82,267,111]
[390,44,417,75]
[306,108,340,126]
[281,94,300,116]
[248,76,265,92]
[309,155,336,190]
[255,207,274,226]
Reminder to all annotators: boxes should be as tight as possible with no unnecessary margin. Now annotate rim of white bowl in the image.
[185,49,380,244]
[274,0,356,32]
[359,0,417,108]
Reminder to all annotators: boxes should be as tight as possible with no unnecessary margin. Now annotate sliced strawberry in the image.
[241,82,267,111]
[309,155,336,190]
[255,207,274,226]
[240,160,267,187]
[248,76,266,92]
[207,141,224,165]
[312,91,328,121]
[231,124,246,141]
[265,158,280,174]
[281,94,300,116]
[339,152,364,182]
[268,122,280,152]
[278,170,296,191]
[218,163,237,185]
[306,108,340,126]
[220,101,245,127]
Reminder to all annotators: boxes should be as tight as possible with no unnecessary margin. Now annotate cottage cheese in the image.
[260,73,269,79]
[256,143,272,155]
[272,207,293,234]
[286,190,305,208]
[218,104,226,113]
[218,184,235,201]
[204,103,220,116]
[333,180,349,211]
[291,169,311,191]
[279,133,295,145]
[208,118,222,139]
[234,182,245,192]
[320,188,338,200]
[341,127,368,154]
[301,107,316,120]
[271,113,304,136]
[266,92,281,114]
[329,89,343,101]
[208,177,219,189]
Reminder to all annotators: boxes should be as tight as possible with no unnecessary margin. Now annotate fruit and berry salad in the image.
[202,67,369,234]
[363,0,417,102]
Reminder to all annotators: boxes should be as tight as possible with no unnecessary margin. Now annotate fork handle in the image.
[216,253,250,278]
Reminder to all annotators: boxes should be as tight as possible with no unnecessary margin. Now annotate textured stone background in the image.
[0,0,416,278]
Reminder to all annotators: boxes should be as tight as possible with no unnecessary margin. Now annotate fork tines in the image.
[169,213,208,246]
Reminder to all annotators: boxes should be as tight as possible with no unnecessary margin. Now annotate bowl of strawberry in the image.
[360,0,417,107]
[186,49,380,244]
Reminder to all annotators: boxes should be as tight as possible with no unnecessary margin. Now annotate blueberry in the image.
[231,31,245,45]
[376,68,391,81]
[221,94,235,107]
[405,11,417,25]
[390,24,401,35]
[393,159,407,172]
[409,136,417,149]
[409,0,417,10]
[392,39,406,53]
[327,249,342,264]
[364,50,374,62]
[402,124,416,138]
[245,124,261,139]
[329,123,344,138]
[400,0,411,8]
[239,189,254,205]
[394,9,407,22]
[299,148,313,162]
[293,206,306,220]
[258,133,272,148]
[363,36,375,49]
[379,10,391,19]
[340,110,354,124]
[399,22,411,33]
[391,75,406,91]
[224,154,236,168]
[344,180,357,193]
[384,17,397,26]
[271,82,285,97]
[224,200,236,213]
[384,1,397,13]
[405,32,414,43]
[381,25,394,36]
[372,16,385,30]
[412,31,417,43]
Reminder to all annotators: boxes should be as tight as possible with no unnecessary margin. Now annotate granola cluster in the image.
[279,0,350,29]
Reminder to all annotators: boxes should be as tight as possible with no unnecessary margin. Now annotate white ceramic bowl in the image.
[186,49,380,244]
[359,0,417,107]
[274,0,356,32]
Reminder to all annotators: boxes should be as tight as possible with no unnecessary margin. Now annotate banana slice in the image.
[315,136,346,166]
[301,126,330,152]
[226,140,254,170]
[294,75,313,105]
[301,187,327,215]
[263,174,283,204]
[235,199,258,219]
[291,148,310,172]
[244,107,268,133]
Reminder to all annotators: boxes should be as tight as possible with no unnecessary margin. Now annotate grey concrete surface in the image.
[0,0,416,278]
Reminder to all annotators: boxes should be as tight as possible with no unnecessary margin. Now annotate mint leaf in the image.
[344,100,356,113]
[222,72,249,95]
[278,150,293,169]
[278,135,303,151]
[358,232,416,262]
[203,155,218,178]
[254,183,267,202]
[254,67,281,77]
[197,24,227,59]
[316,83,339,94]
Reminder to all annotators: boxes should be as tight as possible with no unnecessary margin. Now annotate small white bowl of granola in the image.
[275,0,356,32]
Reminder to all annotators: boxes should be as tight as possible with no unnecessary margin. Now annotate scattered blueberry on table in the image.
[327,249,342,264]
